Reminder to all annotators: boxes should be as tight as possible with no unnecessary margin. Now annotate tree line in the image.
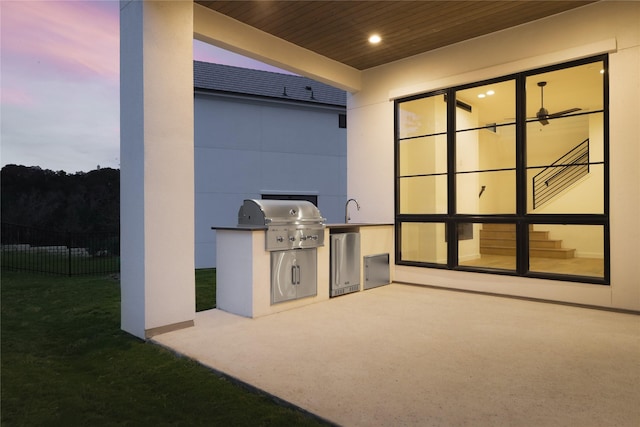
[1,165,119,233]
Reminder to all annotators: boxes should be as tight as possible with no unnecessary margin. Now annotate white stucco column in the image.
[120,0,195,339]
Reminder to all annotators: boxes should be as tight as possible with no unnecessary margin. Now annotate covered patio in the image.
[152,284,640,426]
[121,3,640,424]
[120,1,639,339]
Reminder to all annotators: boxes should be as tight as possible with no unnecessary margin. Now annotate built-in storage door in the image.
[271,249,317,304]
[295,248,317,300]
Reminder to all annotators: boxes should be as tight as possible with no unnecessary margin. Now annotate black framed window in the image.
[395,55,608,284]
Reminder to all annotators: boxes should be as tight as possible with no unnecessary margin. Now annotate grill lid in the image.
[237,199,325,227]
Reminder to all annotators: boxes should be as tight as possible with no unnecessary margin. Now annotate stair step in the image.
[530,239,563,249]
[530,248,576,259]
[480,246,576,259]
[479,224,575,259]
[481,238,516,248]
[480,229,549,240]
[480,230,516,239]
[481,223,516,231]
[530,231,550,239]
[480,230,550,240]
[480,238,562,249]
[480,246,516,256]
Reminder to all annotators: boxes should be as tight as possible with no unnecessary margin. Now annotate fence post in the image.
[68,232,72,276]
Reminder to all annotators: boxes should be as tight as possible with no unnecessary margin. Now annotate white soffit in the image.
[389,38,617,100]
[193,3,361,93]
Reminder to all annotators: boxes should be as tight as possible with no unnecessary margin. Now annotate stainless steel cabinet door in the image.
[271,249,317,304]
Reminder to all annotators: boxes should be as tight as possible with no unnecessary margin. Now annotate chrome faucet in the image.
[345,198,360,223]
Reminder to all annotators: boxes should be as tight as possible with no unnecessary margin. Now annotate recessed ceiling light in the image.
[477,93,486,98]
[368,34,381,44]
[486,90,495,96]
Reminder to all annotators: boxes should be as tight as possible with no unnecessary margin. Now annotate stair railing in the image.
[532,138,589,209]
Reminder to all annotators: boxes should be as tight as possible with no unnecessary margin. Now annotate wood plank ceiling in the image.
[195,1,597,70]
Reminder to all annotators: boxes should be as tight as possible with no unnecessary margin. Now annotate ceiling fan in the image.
[535,81,581,125]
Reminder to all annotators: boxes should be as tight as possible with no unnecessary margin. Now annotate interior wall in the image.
[479,128,515,213]
[347,1,640,310]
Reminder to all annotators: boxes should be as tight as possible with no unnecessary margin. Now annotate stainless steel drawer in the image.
[364,253,390,290]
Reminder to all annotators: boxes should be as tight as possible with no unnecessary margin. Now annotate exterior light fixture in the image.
[368,34,381,44]
[305,85,316,100]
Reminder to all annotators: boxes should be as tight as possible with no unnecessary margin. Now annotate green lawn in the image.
[1,271,329,426]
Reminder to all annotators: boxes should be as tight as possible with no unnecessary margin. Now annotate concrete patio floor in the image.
[152,284,640,426]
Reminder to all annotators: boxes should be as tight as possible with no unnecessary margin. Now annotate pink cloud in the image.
[0,86,35,107]
[1,1,119,83]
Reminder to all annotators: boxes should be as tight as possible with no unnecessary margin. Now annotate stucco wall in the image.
[194,94,347,268]
[347,1,640,310]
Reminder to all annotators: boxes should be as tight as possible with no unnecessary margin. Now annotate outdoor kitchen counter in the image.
[213,227,330,318]
[212,224,394,319]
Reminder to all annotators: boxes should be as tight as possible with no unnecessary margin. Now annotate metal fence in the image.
[1,223,119,276]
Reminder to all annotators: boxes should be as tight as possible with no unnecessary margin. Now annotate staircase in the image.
[532,138,589,209]
[479,223,575,259]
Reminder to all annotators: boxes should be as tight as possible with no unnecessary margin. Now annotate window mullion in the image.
[447,88,457,268]
[515,75,529,274]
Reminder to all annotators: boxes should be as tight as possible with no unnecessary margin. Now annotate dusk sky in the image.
[1,0,291,173]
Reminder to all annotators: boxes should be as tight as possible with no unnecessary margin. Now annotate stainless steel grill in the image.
[237,199,326,251]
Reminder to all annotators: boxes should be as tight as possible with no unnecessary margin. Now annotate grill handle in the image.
[335,245,340,285]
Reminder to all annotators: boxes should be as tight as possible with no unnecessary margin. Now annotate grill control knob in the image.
[311,235,318,240]
[276,236,284,242]
[300,235,307,241]
[289,236,296,242]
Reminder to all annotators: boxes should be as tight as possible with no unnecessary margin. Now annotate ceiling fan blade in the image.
[538,117,549,126]
[547,107,582,119]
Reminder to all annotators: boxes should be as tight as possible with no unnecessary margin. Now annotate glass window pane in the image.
[527,112,604,214]
[457,170,516,214]
[458,223,516,271]
[526,61,604,121]
[400,222,447,264]
[526,62,605,212]
[399,135,447,176]
[398,94,447,138]
[456,125,516,172]
[399,175,447,214]
[529,224,604,278]
[527,114,591,167]
[456,80,516,132]
[527,159,604,214]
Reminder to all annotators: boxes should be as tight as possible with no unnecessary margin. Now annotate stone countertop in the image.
[211,222,393,231]
[212,223,393,231]
[325,223,393,229]
[211,226,266,231]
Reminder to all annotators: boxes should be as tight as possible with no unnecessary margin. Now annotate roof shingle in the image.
[194,61,346,107]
